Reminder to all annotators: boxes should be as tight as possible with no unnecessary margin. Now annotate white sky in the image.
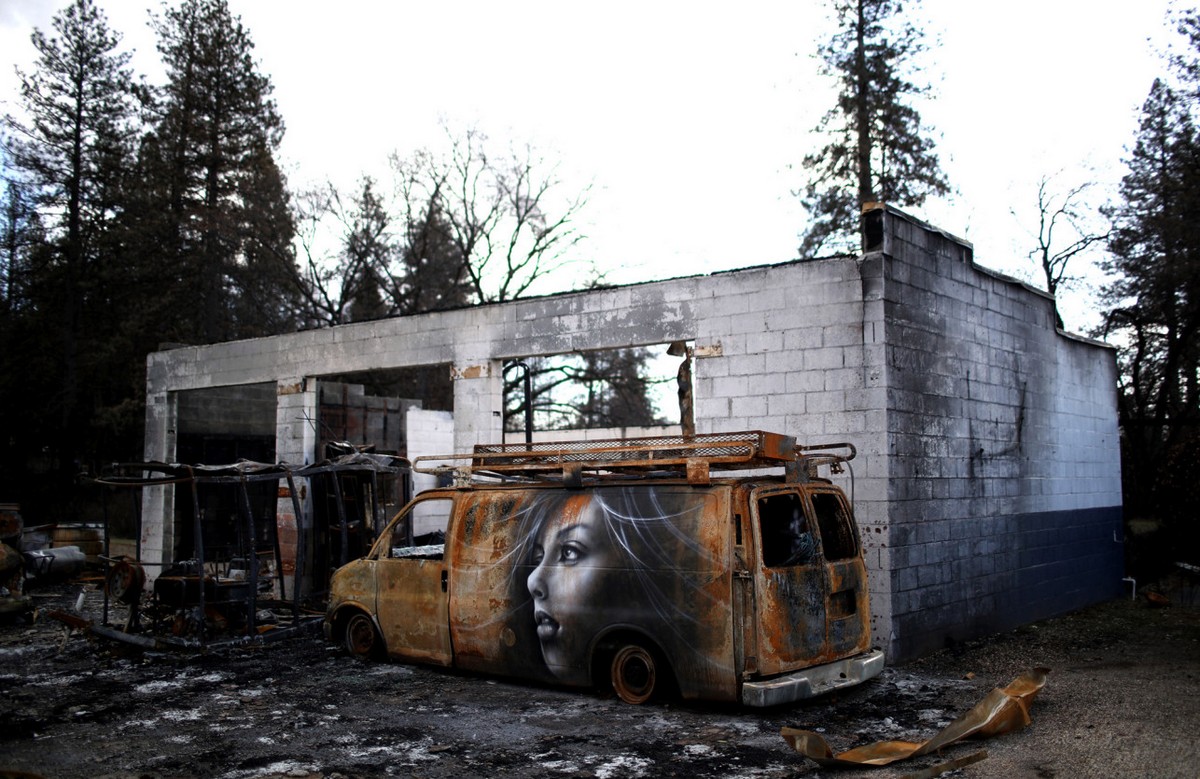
[0,0,1181,334]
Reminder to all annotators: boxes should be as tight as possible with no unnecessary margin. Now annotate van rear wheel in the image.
[610,644,657,704]
[344,612,380,659]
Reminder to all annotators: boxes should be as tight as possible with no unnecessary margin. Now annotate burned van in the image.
[323,431,883,706]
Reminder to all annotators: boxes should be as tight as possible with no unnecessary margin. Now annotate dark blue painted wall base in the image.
[892,505,1125,662]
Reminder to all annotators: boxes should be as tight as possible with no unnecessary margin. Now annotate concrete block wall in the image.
[274,378,317,596]
[176,384,276,437]
[871,207,1123,660]
[680,257,891,645]
[407,408,455,498]
[140,205,1121,661]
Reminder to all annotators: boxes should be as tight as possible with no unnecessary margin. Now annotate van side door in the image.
[374,494,455,666]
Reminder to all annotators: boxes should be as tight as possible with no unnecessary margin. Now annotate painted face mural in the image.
[501,487,728,687]
[525,495,616,676]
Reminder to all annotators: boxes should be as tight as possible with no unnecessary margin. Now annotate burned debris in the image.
[0,504,32,619]
[33,452,410,651]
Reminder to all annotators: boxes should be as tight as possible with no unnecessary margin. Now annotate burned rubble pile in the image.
[0,580,968,779]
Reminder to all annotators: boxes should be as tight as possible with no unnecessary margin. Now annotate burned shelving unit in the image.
[309,443,412,591]
[85,452,410,650]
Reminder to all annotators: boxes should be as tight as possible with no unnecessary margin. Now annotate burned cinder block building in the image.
[139,205,1122,661]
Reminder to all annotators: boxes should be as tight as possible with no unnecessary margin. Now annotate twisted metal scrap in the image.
[781,667,1050,767]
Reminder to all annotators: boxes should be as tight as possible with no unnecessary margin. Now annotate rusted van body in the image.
[324,432,883,706]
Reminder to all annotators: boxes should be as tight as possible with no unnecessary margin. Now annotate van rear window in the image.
[758,493,817,567]
[811,492,858,561]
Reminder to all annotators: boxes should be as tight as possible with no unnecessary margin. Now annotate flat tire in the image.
[344,612,380,658]
[610,644,657,704]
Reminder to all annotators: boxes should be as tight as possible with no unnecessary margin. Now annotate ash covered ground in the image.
[1,581,1198,779]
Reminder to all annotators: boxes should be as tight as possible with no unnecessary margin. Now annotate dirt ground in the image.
[1,578,1198,779]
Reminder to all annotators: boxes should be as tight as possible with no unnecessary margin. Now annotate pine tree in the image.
[399,199,470,315]
[1102,77,1200,507]
[570,348,662,429]
[0,178,41,315]
[341,177,395,323]
[140,0,297,344]
[799,0,949,256]
[229,142,301,334]
[504,348,664,432]
[294,174,469,326]
[0,0,139,493]
[1102,6,1200,564]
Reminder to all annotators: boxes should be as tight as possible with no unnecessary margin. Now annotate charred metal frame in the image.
[502,360,535,447]
[82,453,410,650]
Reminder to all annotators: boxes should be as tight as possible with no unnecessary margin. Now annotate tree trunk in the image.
[854,0,873,208]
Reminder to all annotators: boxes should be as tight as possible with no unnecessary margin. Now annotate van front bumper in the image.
[741,649,885,707]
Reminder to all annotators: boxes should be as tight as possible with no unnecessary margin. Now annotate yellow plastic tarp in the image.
[781,668,1050,767]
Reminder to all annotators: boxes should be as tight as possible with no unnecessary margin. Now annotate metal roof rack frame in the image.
[413,431,855,487]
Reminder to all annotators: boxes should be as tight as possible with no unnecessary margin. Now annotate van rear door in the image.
[750,487,829,675]
[749,485,869,674]
[805,486,869,658]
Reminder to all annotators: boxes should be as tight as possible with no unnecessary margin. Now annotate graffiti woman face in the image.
[526,496,617,676]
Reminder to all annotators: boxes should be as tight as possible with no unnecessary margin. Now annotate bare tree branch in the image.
[1017,173,1109,329]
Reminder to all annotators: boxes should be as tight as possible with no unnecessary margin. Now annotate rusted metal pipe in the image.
[504,361,534,447]
[285,471,304,621]
[237,476,258,635]
[332,472,350,567]
[187,470,206,645]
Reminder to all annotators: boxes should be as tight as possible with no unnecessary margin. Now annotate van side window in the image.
[389,497,452,560]
[811,492,857,561]
[758,492,817,567]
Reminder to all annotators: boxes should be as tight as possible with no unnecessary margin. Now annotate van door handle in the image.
[441,570,448,592]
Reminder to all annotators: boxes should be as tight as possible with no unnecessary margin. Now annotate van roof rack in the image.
[413,431,855,486]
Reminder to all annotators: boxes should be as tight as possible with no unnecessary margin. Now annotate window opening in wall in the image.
[176,383,277,464]
[316,365,450,457]
[503,343,690,433]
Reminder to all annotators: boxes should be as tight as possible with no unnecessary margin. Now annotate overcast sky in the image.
[0,0,1181,332]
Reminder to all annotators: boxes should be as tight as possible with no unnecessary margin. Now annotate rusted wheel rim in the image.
[611,644,656,704]
[344,613,379,658]
[106,557,145,605]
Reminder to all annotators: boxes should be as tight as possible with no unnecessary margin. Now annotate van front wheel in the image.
[344,612,381,659]
[610,644,657,704]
